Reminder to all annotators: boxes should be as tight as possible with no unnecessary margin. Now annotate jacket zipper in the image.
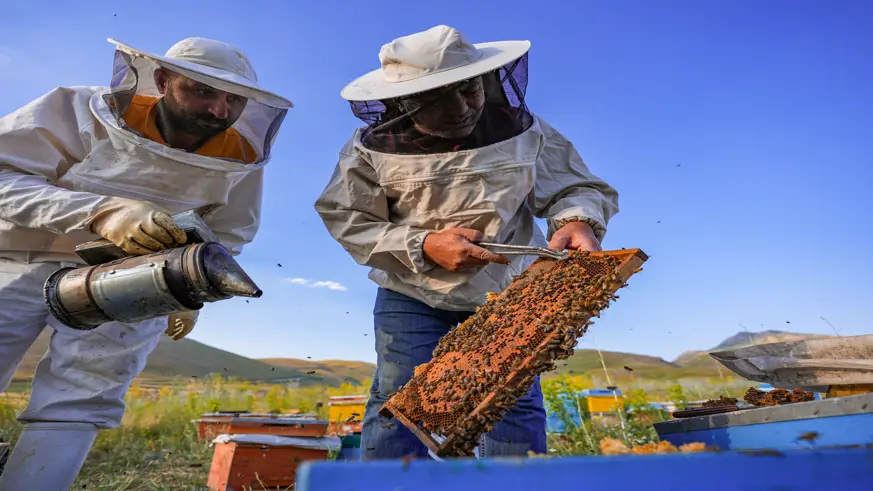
[379,161,536,186]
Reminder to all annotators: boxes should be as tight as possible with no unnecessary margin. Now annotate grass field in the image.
[0,372,751,490]
[1,375,370,490]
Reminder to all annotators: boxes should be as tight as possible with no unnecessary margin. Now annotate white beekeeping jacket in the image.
[315,115,619,311]
[0,38,291,264]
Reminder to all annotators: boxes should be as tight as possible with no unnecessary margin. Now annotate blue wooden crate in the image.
[296,446,873,491]
[655,393,873,450]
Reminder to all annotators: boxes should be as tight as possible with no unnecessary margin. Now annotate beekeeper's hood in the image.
[341,25,533,154]
[104,37,293,164]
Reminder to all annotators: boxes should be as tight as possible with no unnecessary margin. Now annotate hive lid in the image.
[226,417,328,425]
[710,334,873,388]
[654,392,873,434]
[212,434,342,451]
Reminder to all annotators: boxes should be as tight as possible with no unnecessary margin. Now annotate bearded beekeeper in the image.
[0,38,291,488]
[315,25,619,459]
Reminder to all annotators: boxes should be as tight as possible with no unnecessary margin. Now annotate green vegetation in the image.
[1,375,369,490]
[0,374,755,489]
[0,329,823,488]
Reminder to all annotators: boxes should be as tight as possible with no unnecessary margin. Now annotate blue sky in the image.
[2,1,871,363]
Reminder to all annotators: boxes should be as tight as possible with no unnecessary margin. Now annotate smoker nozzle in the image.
[202,244,263,298]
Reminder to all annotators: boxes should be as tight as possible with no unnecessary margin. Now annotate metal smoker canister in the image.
[44,241,262,330]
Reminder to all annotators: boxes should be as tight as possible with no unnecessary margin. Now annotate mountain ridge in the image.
[10,328,831,386]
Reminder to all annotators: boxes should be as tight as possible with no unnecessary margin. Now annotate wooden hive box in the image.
[195,415,327,441]
[327,395,368,436]
[207,434,340,490]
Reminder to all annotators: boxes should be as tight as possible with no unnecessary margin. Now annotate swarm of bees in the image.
[701,396,739,408]
[599,438,709,455]
[380,249,647,457]
[744,387,815,407]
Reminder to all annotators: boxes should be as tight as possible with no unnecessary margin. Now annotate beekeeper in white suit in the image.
[316,25,619,459]
[0,37,291,488]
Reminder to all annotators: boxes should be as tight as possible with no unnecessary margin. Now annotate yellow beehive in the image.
[328,395,368,424]
[581,389,624,414]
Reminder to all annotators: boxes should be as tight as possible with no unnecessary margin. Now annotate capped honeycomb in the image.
[379,248,648,457]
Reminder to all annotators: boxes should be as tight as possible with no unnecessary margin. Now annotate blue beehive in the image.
[297,446,873,491]
[655,392,873,450]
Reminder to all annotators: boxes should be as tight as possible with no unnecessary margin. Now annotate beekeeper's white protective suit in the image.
[0,37,291,489]
[316,25,619,460]
[316,25,619,312]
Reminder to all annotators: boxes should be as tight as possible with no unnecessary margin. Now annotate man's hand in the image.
[548,221,602,252]
[423,228,510,272]
[165,311,199,341]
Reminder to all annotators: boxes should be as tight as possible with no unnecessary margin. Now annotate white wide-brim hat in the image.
[341,25,530,102]
[107,37,293,109]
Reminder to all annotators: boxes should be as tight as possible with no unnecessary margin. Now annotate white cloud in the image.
[287,277,348,291]
[0,46,17,70]
[311,281,348,291]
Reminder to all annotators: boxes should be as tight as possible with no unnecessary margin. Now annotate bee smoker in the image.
[43,210,263,330]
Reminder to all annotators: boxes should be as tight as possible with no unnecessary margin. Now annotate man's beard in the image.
[159,91,231,138]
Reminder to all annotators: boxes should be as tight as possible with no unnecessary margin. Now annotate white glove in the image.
[87,197,187,255]
[165,310,199,341]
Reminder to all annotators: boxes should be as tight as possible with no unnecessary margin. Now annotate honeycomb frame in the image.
[378,248,648,457]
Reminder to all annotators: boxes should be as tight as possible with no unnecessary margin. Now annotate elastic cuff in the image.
[409,230,437,274]
[552,216,607,242]
[80,195,117,233]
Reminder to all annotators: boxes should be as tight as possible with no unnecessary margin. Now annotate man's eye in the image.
[461,82,481,94]
[198,88,213,96]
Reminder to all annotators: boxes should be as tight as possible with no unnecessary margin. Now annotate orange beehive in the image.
[379,249,647,457]
[207,435,339,490]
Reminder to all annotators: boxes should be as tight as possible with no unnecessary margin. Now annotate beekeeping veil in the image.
[105,37,293,164]
[342,25,532,154]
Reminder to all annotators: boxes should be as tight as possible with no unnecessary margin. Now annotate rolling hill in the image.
[551,349,678,378]
[13,329,375,387]
[549,329,832,381]
[548,348,712,381]
[258,358,376,386]
[10,328,830,388]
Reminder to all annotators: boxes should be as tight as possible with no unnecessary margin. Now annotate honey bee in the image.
[797,432,820,444]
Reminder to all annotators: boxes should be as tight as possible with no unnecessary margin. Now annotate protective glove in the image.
[165,310,199,341]
[87,197,188,255]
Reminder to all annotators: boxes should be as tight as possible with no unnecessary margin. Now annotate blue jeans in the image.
[361,288,547,459]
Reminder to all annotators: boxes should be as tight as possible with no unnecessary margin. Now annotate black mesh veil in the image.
[350,53,532,155]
